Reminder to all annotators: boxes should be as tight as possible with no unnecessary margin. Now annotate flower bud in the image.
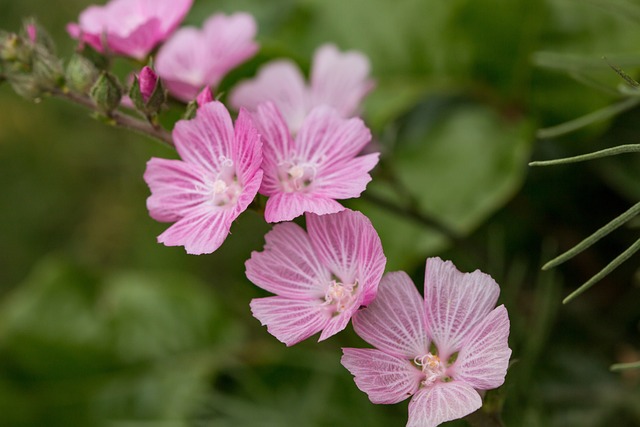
[22,18,56,53]
[196,86,213,107]
[129,66,166,115]
[8,73,41,100]
[90,71,122,113]
[32,46,64,87]
[66,53,99,93]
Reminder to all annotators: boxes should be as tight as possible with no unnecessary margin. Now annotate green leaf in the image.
[354,101,533,270]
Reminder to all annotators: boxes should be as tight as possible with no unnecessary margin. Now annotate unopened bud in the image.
[32,47,64,87]
[90,71,122,113]
[8,73,42,100]
[66,53,99,93]
[22,18,56,53]
[196,86,213,107]
[129,66,165,115]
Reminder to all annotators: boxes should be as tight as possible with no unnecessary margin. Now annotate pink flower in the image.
[230,44,374,133]
[251,102,379,223]
[143,101,262,254]
[67,0,193,60]
[155,13,258,102]
[138,66,158,102]
[342,258,511,427]
[246,209,386,346]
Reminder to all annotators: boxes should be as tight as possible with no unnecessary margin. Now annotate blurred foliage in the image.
[1,0,640,426]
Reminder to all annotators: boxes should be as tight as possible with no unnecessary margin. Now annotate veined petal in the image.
[156,27,207,101]
[232,108,263,185]
[252,102,295,172]
[245,222,331,299]
[264,192,344,223]
[407,382,482,427]
[144,157,209,222]
[423,257,500,359]
[250,296,331,346]
[310,44,374,117]
[451,305,511,390]
[341,348,422,404]
[172,101,235,173]
[353,272,429,358]
[318,309,353,341]
[230,60,308,133]
[306,209,380,285]
[315,152,379,199]
[296,106,371,165]
[157,209,233,255]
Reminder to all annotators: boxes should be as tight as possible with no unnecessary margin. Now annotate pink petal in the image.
[353,272,429,358]
[423,257,500,359]
[264,192,345,223]
[306,209,383,286]
[172,101,235,174]
[137,0,193,35]
[245,222,331,299]
[196,87,214,107]
[143,157,209,222]
[107,17,161,60]
[250,296,331,346]
[157,209,233,255]
[230,61,309,133]
[232,108,263,189]
[296,106,372,165]
[341,348,422,404]
[201,13,258,86]
[315,152,379,199]
[310,44,374,117]
[318,309,353,341]
[451,305,511,390]
[407,382,482,427]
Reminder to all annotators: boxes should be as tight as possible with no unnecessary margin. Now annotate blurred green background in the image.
[1,0,640,426]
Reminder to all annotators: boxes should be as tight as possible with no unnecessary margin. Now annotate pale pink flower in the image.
[143,101,262,255]
[67,0,193,60]
[155,13,258,102]
[246,209,386,346]
[342,258,511,427]
[230,44,374,133]
[251,102,379,223]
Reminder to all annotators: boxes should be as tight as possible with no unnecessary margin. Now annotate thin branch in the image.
[610,360,640,372]
[48,87,174,148]
[530,144,640,166]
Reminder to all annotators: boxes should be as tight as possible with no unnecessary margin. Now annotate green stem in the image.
[563,237,640,304]
[543,201,640,270]
[530,144,640,166]
[49,87,174,148]
[611,360,640,372]
[536,97,640,139]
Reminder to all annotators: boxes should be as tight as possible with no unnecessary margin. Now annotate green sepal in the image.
[66,53,99,93]
[89,71,122,114]
[128,74,145,111]
[32,46,64,88]
[183,100,198,120]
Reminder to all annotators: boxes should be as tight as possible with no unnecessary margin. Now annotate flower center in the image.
[278,161,317,192]
[414,353,446,386]
[323,280,357,314]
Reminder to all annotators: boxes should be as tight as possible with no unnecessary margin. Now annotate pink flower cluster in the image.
[66,2,512,425]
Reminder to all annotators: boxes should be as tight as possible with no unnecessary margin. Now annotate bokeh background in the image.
[1,0,640,426]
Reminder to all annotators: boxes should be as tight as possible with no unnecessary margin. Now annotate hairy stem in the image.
[48,87,174,148]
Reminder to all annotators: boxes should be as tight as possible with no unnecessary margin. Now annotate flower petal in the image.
[423,257,500,359]
[264,192,344,223]
[250,296,331,346]
[341,348,422,404]
[451,305,511,390]
[315,152,379,199]
[296,106,371,166]
[232,108,263,196]
[306,209,383,287]
[156,27,207,101]
[407,381,482,427]
[310,44,374,117]
[230,60,309,133]
[353,272,429,358]
[172,101,235,174]
[143,157,209,222]
[157,209,233,255]
[245,222,331,299]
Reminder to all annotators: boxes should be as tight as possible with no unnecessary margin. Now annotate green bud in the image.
[21,17,56,53]
[8,73,42,100]
[89,71,122,113]
[128,74,145,111]
[32,46,64,88]
[66,53,99,93]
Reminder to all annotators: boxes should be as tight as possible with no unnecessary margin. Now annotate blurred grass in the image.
[1,0,640,426]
